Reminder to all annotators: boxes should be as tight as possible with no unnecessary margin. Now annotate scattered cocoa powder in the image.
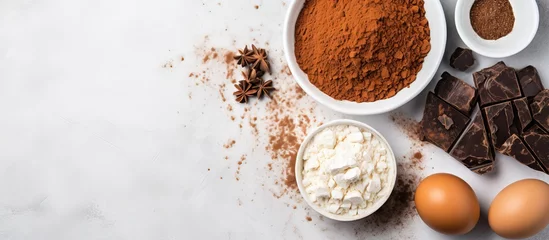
[223,139,236,149]
[413,151,423,161]
[295,0,431,102]
[306,216,312,222]
[342,157,424,238]
[223,51,236,79]
[390,112,422,142]
[219,89,226,102]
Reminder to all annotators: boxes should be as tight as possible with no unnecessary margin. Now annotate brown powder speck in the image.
[413,152,423,162]
[220,177,223,180]
[238,161,242,165]
[181,57,185,61]
[293,205,297,209]
[224,51,236,79]
[281,65,293,76]
[207,168,210,171]
[227,105,233,111]
[219,89,226,102]
[223,139,236,148]
[212,53,218,59]
[231,116,236,121]
[202,55,210,63]
[162,61,173,68]
[189,73,195,78]
[254,5,259,9]
[224,156,229,160]
[306,216,312,222]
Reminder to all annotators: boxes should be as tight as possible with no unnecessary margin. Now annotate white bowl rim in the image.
[295,119,398,221]
[454,0,540,58]
[283,0,447,115]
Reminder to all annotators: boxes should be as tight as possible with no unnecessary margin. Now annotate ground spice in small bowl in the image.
[470,0,515,40]
[294,0,431,103]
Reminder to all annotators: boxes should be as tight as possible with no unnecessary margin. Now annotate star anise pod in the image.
[241,68,263,85]
[233,45,254,67]
[251,44,271,74]
[256,79,275,99]
[233,80,258,103]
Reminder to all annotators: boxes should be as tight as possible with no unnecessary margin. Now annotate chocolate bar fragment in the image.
[450,47,475,71]
[434,72,478,115]
[420,92,470,152]
[499,134,537,168]
[513,98,532,134]
[474,62,522,107]
[450,113,494,174]
[531,90,549,132]
[525,124,548,135]
[517,66,544,98]
[523,132,549,172]
[484,101,518,149]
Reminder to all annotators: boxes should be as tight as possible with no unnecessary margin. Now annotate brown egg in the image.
[489,179,549,239]
[414,173,480,235]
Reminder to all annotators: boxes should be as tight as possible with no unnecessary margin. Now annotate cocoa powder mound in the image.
[295,0,431,102]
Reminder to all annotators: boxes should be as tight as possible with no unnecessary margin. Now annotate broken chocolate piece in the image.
[450,47,475,71]
[525,124,548,135]
[450,113,495,174]
[517,66,544,98]
[512,97,532,134]
[484,101,518,149]
[523,132,549,173]
[473,62,522,107]
[438,114,454,130]
[434,72,478,115]
[499,134,537,167]
[530,90,549,132]
[420,92,470,152]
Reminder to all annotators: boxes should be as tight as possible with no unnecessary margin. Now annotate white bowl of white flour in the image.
[295,119,397,221]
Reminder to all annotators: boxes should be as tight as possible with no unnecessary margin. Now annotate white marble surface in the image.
[0,0,548,239]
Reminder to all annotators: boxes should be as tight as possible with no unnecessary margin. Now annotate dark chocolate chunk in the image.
[450,113,495,174]
[484,101,518,149]
[525,124,548,135]
[512,97,532,134]
[517,66,544,98]
[450,47,475,71]
[434,72,478,115]
[420,92,470,152]
[473,62,522,107]
[523,132,549,172]
[499,134,537,167]
[531,89,549,133]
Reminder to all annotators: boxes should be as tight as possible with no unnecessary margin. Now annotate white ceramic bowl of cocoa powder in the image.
[455,0,539,58]
[283,0,447,115]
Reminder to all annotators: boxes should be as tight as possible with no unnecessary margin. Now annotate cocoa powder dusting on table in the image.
[345,158,424,237]
[223,51,236,79]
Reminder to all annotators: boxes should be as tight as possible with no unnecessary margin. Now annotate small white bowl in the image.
[295,119,397,221]
[283,0,447,115]
[455,0,539,58]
